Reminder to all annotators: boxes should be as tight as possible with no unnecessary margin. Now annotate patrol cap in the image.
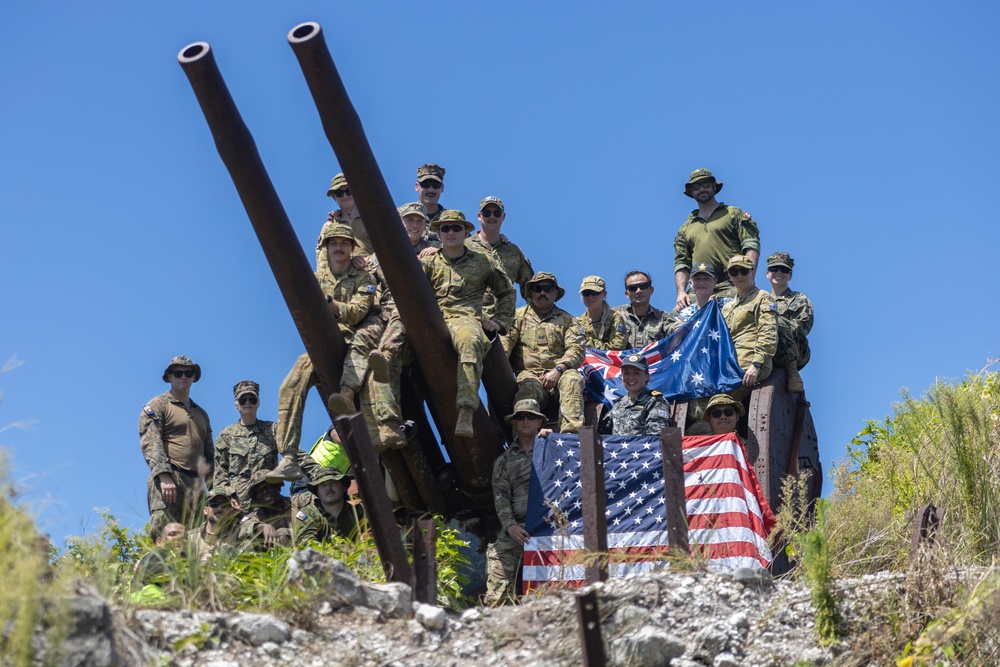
[579,276,607,293]
[479,196,505,212]
[766,252,794,270]
[327,173,349,197]
[306,466,350,492]
[205,488,231,507]
[525,271,566,302]
[690,262,717,278]
[701,394,746,420]
[504,399,547,424]
[620,353,649,372]
[320,222,356,245]
[162,355,202,383]
[429,209,475,233]
[398,202,429,221]
[233,380,259,398]
[727,254,755,270]
[683,168,724,198]
[416,163,445,183]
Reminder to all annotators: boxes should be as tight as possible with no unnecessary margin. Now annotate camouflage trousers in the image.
[148,468,205,537]
[774,321,811,369]
[484,533,523,606]
[515,369,584,433]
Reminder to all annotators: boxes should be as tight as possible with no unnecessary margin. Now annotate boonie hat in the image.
[162,355,202,383]
[504,399,547,424]
[479,196,505,212]
[727,254,755,270]
[701,394,746,420]
[416,163,445,183]
[579,276,607,293]
[249,469,282,491]
[766,252,794,270]
[525,271,566,302]
[683,168,724,198]
[398,202,429,221]
[233,380,259,398]
[327,173,349,197]
[620,353,649,372]
[307,466,350,492]
[690,262,717,278]
[429,210,475,233]
[320,222,356,245]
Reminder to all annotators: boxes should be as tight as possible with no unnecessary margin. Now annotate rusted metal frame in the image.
[482,332,518,441]
[380,449,422,510]
[659,426,689,554]
[334,413,413,583]
[285,22,505,501]
[787,391,810,477]
[400,372,447,471]
[576,589,607,667]
[399,444,449,515]
[578,426,609,584]
[910,503,945,560]
[411,517,437,605]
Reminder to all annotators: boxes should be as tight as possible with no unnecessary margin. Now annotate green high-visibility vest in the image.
[308,433,351,473]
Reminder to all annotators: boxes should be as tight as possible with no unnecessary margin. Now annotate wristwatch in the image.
[752,361,762,369]
[555,364,565,373]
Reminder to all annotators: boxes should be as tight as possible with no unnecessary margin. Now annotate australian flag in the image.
[583,300,743,409]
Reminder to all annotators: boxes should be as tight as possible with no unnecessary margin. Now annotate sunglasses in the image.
[709,407,736,418]
[727,267,751,277]
[626,282,651,292]
[530,284,556,294]
[206,500,226,509]
[331,188,351,197]
[238,395,259,405]
[171,370,196,379]
[480,209,503,218]
[419,180,442,189]
[581,290,602,297]
[512,413,539,421]
[438,224,466,233]
[690,181,715,191]
[768,266,790,274]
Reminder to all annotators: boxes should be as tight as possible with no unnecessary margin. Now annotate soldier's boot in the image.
[377,422,407,452]
[455,407,475,438]
[784,361,804,393]
[265,451,304,483]
[328,387,356,415]
[369,350,392,383]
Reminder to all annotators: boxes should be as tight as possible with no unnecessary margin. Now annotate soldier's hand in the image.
[351,255,369,270]
[541,369,562,390]
[539,428,552,438]
[328,299,341,318]
[675,292,691,311]
[158,473,177,504]
[230,497,242,511]
[417,247,440,259]
[743,366,760,387]
[481,317,500,333]
[507,525,530,545]
[260,523,279,548]
[499,233,510,243]
[327,211,338,222]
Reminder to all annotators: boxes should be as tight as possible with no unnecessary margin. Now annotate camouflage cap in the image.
[326,173,349,197]
[233,380,259,398]
[307,466,349,491]
[504,399,547,424]
[479,195,505,212]
[429,209,475,233]
[683,168,724,198]
[620,353,649,372]
[205,488,231,506]
[416,163,445,183]
[579,276,607,293]
[727,254,755,270]
[319,222,356,245]
[398,202,429,221]
[525,271,566,302]
[249,469,282,491]
[702,394,746,420]
[162,355,202,383]
[690,262,717,278]
[766,252,794,270]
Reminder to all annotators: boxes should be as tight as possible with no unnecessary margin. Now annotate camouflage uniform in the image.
[292,494,366,546]
[722,285,778,385]
[187,522,238,563]
[604,389,672,436]
[576,302,628,350]
[213,420,279,511]
[465,233,533,321]
[772,288,813,369]
[485,441,533,606]
[674,204,761,295]
[612,304,676,349]
[238,488,293,550]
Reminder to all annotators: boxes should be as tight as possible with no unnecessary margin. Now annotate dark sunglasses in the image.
[331,188,351,197]
[581,290,602,297]
[530,284,555,294]
[171,370,196,379]
[727,268,751,277]
[690,181,715,191]
[438,224,466,233]
[480,209,503,218]
[626,282,651,292]
[206,500,226,509]
[709,407,736,418]
[419,180,442,189]
[768,266,790,274]
[238,395,258,405]
[512,413,539,421]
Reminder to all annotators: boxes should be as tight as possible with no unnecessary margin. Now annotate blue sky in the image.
[2,2,998,546]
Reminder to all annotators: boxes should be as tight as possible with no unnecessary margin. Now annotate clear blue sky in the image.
[3,2,998,547]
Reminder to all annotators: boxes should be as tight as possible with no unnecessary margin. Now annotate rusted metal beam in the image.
[910,503,945,561]
[576,589,607,667]
[411,517,437,605]
[659,426,689,554]
[400,445,449,515]
[285,22,505,502]
[578,425,608,584]
[334,413,413,583]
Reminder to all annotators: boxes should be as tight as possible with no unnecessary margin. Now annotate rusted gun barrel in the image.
[286,22,508,503]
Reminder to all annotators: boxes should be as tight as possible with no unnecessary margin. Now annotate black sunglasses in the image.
[768,266,790,274]
[626,282,651,292]
[727,268,751,277]
[419,180,442,189]
[480,209,503,218]
[238,395,258,405]
[530,284,555,294]
[438,224,466,233]
[581,290,602,297]
[171,370,196,378]
[332,188,351,197]
[512,413,539,421]
[709,407,736,418]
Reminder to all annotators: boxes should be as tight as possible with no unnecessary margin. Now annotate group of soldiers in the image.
[138,164,813,603]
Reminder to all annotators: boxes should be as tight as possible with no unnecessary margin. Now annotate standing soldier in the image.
[722,255,778,400]
[139,356,213,536]
[766,252,813,393]
[213,380,278,511]
[414,163,447,223]
[600,354,672,436]
[674,168,761,311]
[465,196,534,322]
[576,275,627,350]
[503,272,586,434]
[613,271,675,350]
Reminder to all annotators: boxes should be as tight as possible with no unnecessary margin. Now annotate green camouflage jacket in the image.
[576,302,628,350]
[421,247,515,332]
[604,389,672,436]
[465,234,534,318]
[773,288,814,340]
[213,420,279,510]
[292,493,366,546]
[612,304,676,349]
[492,442,533,535]
[722,286,778,371]
[316,264,378,339]
[503,304,585,375]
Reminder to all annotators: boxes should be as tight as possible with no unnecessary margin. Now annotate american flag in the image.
[583,299,744,409]
[522,432,776,592]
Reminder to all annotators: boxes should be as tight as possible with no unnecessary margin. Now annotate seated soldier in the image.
[672,263,732,324]
[701,393,744,436]
[766,252,813,393]
[576,276,627,350]
[613,271,675,349]
[503,272,586,433]
[188,489,239,563]
[131,521,186,603]
[600,354,672,436]
[323,172,373,266]
[721,255,777,401]
[292,467,366,546]
[239,470,293,550]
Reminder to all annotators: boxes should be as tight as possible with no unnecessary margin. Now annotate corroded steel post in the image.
[578,426,608,584]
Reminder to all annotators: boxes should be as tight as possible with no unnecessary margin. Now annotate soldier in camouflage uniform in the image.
[414,163,447,224]
[671,263,732,325]
[485,399,548,606]
[673,169,761,311]
[187,489,239,563]
[238,470,293,549]
[701,394,744,435]
[213,380,278,511]
[139,356,213,537]
[576,275,627,350]
[273,224,379,481]
[503,272,586,433]
[600,354,672,436]
[465,196,534,321]
[613,271,676,349]
[721,255,778,401]
[292,467,365,547]
[766,252,813,394]
[321,173,373,271]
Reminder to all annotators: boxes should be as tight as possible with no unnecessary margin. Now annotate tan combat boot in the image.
[369,350,392,383]
[455,407,475,438]
[784,361,804,393]
[378,422,406,451]
[265,451,304,483]
[328,387,356,415]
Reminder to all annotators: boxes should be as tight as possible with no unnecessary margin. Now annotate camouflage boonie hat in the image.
[307,466,350,491]
[579,276,607,293]
[727,254,755,270]
[479,195,505,212]
[429,209,475,233]
[416,163,445,183]
[525,271,566,302]
[683,168,724,198]
[249,469,282,491]
[233,380,259,398]
[398,202,429,221]
[504,399,547,424]
[690,262,716,278]
[326,173,349,197]
[702,394,746,420]
[766,252,794,270]
[162,355,202,383]
[620,353,649,372]
[319,222,356,245]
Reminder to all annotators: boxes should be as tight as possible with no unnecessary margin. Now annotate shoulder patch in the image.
[240,515,251,523]
[743,211,751,218]
[364,283,376,293]
[650,391,662,396]
[142,404,158,420]
[295,510,308,522]
[617,323,626,332]
[769,302,778,311]
[656,410,669,418]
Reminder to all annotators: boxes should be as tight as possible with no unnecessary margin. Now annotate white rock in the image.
[415,603,447,631]
[714,652,740,667]
[260,641,280,656]
[460,608,481,622]
[361,581,413,618]
[230,613,290,646]
[613,626,686,667]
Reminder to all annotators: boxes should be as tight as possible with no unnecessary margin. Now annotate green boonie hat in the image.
[691,262,716,278]
[504,399,547,424]
[249,469,282,491]
[525,271,566,302]
[620,353,648,372]
[479,195,505,212]
[579,276,607,293]
[320,222,356,245]
[727,254,755,270]
[233,380,259,398]
[162,355,202,383]
[327,173,349,197]
[429,209,475,233]
[416,163,445,182]
[398,202,429,221]
[307,466,349,491]
[766,252,794,270]
[683,168,724,198]
[701,394,746,420]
